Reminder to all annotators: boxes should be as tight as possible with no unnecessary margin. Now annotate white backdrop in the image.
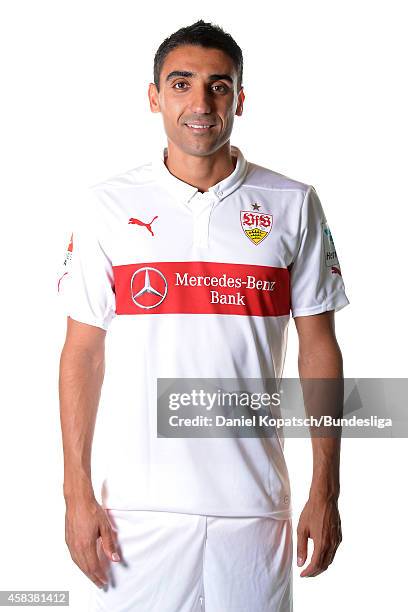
[1,0,407,610]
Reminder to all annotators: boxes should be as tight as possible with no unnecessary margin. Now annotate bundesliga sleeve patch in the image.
[57,232,73,293]
[64,232,74,267]
[322,221,342,276]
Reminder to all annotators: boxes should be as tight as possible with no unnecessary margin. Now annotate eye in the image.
[212,84,229,93]
[173,81,188,89]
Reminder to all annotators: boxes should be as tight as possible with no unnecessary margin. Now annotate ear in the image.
[235,87,245,116]
[148,82,161,113]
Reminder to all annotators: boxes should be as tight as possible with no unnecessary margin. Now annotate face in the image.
[148,44,245,157]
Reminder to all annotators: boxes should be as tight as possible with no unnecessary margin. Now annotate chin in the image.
[182,140,220,157]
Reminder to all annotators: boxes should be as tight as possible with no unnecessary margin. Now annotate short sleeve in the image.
[56,188,116,330]
[289,185,350,318]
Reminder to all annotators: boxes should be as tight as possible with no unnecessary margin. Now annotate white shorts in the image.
[89,510,293,612]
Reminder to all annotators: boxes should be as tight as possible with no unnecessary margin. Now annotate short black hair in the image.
[153,20,243,92]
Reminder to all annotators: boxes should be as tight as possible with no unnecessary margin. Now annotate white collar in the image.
[152,144,248,205]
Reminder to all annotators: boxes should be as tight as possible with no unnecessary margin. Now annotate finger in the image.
[311,546,333,576]
[313,528,342,576]
[100,519,121,562]
[88,547,110,587]
[85,565,108,589]
[325,548,336,568]
[73,549,108,589]
[326,538,341,567]
[81,541,110,587]
[105,509,119,533]
[296,525,309,567]
[300,539,326,577]
[322,525,341,570]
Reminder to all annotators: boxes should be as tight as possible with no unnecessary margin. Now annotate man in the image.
[58,19,349,612]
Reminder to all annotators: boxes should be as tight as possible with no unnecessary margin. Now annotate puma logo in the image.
[128,215,158,236]
[331,266,342,276]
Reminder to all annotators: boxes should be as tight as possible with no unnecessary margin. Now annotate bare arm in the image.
[294,310,343,577]
[59,317,106,501]
[59,317,120,588]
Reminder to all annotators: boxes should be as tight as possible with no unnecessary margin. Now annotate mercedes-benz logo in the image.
[130,266,168,309]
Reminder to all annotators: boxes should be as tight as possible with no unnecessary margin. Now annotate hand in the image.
[296,493,342,577]
[65,496,121,588]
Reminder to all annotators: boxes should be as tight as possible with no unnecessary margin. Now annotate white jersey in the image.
[57,145,349,519]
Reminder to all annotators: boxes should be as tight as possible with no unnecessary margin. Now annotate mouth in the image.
[184,123,216,132]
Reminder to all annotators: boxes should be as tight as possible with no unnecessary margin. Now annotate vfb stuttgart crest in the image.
[240,206,273,245]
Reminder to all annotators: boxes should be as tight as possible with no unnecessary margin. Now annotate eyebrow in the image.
[165,70,233,84]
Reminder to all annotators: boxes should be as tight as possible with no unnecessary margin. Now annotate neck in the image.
[164,141,237,193]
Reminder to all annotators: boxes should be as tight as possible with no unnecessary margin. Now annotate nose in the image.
[188,84,213,115]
